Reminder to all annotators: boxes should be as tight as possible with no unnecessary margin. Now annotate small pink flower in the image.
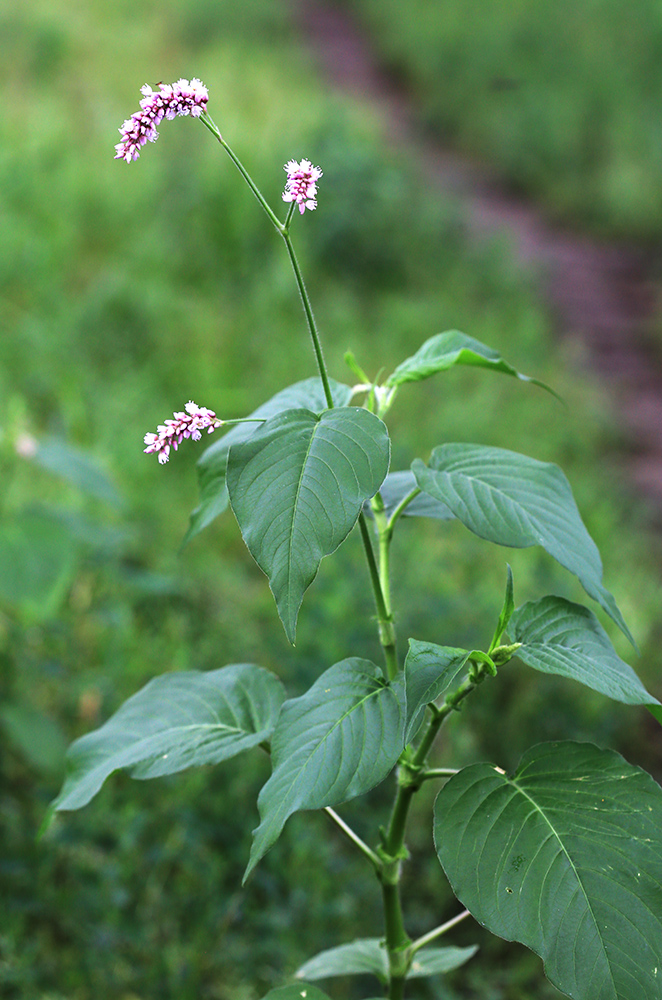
[282,158,323,214]
[144,401,223,464]
[115,78,209,162]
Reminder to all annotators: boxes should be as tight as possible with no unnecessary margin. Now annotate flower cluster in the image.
[144,401,222,464]
[282,158,323,214]
[115,78,209,163]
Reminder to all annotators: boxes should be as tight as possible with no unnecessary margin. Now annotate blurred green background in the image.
[2,1,661,998]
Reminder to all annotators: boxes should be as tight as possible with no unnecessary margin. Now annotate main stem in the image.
[201,114,334,409]
[379,668,488,997]
[281,231,334,409]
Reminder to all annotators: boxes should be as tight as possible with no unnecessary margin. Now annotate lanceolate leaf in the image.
[385,330,555,395]
[185,379,353,543]
[510,596,658,706]
[412,444,633,644]
[296,939,477,982]
[297,939,389,983]
[366,471,454,521]
[53,665,285,812]
[407,946,478,978]
[434,741,662,1000]
[404,641,474,741]
[245,659,405,881]
[228,408,390,643]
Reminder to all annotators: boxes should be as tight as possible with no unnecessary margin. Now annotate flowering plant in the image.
[50,81,662,1000]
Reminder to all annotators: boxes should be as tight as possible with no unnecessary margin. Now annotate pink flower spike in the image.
[115,78,209,162]
[282,158,323,214]
[144,401,223,463]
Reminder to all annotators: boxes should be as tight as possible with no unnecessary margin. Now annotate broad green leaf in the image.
[296,939,477,982]
[246,659,405,880]
[228,408,390,643]
[53,664,285,812]
[366,471,454,521]
[385,330,554,395]
[404,641,474,741]
[185,378,353,543]
[261,986,332,1000]
[35,438,123,508]
[412,444,633,644]
[434,741,662,1000]
[510,596,658,706]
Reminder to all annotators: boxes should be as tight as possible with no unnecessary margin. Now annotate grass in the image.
[1,0,661,998]
[339,0,662,241]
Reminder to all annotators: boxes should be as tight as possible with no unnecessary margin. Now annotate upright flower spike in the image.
[115,78,209,162]
[282,158,323,214]
[144,401,223,464]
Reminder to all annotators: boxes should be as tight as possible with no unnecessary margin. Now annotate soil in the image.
[297,0,662,516]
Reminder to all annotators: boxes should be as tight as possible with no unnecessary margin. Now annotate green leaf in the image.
[246,659,405,880]
[296,940,478,982]
[367,471,454,521]
[408,945,479,977]
[412,444,633,644]
[434,741,662,1000]
[185,378,353,543]
[385,330,555,396]
[404,641,473,741]
[510,596,658,706]
[53,664,285,812]
[228,407,390,643]
[260,986,332,1000]
[297,939,388,983]
[489,564,515,651]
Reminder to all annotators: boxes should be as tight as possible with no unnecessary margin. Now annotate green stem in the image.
[281,230,334,409]
[378,664,491,995]
[358,513,398,680]
[418,767,459,782]
[199,114,283,232]
[323,807,382,869]
[410,909,471,954]
[386,487,421,533]
[200,115,334,406]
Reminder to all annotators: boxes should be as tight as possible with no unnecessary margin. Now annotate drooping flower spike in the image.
[282,158,323,214]
[144,401,223,464]
[115,78,209,163]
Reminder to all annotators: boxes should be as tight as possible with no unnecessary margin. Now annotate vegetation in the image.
[340,0,662,240]
[2,0,661,998]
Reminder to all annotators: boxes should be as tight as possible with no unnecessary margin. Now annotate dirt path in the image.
[298,0,662,514]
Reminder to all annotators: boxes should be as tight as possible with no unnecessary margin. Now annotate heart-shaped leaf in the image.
[435,741,662,1000]
[185,378,353,543]
[245,658,405,880]
[366,471,454,521]
[228,407,390,643]
[412,444,633,644]
[53,664,285,811]
[385,330,555,396]
[510,596,658,706]
[296,939,477,982]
